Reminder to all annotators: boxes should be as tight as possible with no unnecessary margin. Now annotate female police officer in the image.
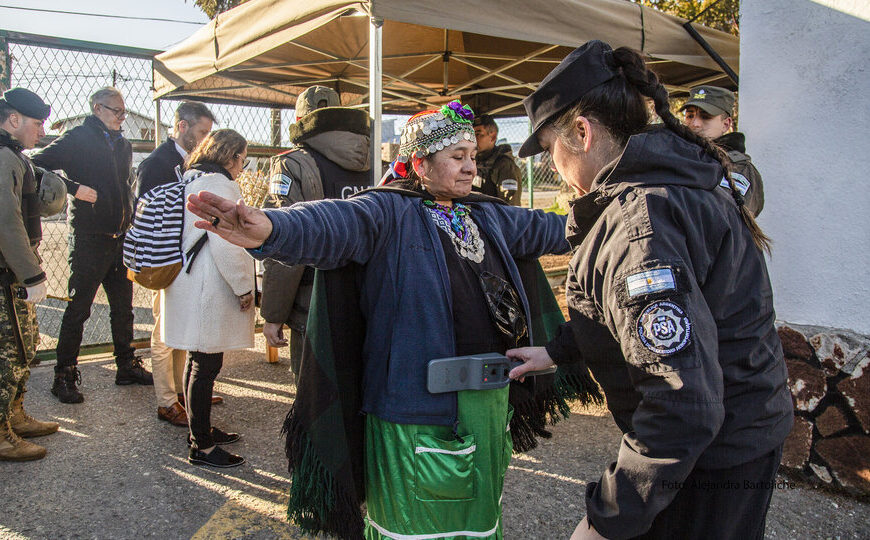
[508,41,793,540]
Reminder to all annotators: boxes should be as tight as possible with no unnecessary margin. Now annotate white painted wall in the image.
[741,0,870,335]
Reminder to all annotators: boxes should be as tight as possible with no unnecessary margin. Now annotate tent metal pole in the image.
[369,16,384,186]
[442,30,449,95]
[153,98,161,149]
[526,122,534,209]
[452,45,557,94]
[682,22,738,85]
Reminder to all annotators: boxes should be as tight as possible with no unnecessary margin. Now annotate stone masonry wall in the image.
[778,323,870,496]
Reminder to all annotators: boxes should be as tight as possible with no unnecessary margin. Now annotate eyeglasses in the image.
[99,103,127,119]
[243,159,251,169]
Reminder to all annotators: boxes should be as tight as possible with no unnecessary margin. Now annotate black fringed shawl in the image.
[281,189,601,539]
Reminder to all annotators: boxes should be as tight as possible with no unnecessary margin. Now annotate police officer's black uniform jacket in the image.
[32,115,133,236]
[715,131,764,217]
[545,127,793,539]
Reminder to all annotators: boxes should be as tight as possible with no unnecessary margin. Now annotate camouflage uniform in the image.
[0,127,44,426]
[0,290,38,425]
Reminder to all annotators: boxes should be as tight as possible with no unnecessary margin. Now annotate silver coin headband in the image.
[396,101,476,163]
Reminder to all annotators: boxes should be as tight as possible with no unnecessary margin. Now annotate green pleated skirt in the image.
[364,386,513,539]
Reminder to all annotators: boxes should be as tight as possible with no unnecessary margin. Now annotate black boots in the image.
[52,366,84,404]
[52,358,152,402]
[115,356,154,386]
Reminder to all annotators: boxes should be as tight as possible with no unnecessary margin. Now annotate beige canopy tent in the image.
[154,0,738,177]
[153,0,738,113]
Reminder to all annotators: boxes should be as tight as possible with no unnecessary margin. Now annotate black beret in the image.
[0,87,51,120]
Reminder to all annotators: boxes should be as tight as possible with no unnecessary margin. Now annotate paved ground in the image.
[2,336,868,539]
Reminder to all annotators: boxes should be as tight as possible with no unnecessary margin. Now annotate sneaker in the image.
[189,445,245,468]
[115,357,154,386]
[51,367,84,404]
[187,427,240,447]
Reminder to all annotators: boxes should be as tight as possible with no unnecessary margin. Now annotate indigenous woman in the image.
[186,102,571,538]
[508,41,793,540]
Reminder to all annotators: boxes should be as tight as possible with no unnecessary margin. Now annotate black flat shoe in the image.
[188,446,245,468]
[187,427,241,447]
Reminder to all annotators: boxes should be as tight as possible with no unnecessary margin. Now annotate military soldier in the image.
[260,86,372,375]
[680,85,765,216]
[0,88,66,461]
[472,114,523,205]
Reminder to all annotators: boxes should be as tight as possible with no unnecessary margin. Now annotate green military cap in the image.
[295,86,340,119]
[680,85,735,117]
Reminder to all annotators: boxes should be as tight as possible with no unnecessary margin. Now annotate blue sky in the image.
[1,0,210,50]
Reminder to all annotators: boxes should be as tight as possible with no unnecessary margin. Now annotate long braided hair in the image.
[553,47,770,253]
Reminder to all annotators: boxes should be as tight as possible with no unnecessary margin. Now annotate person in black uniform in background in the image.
[508,41,793,540]
[472,114,523,205]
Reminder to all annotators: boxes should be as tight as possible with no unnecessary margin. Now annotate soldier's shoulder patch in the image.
[269,173,293,196]
[500,178,518,191]
[636,300,691,356]
[719,174,750,196]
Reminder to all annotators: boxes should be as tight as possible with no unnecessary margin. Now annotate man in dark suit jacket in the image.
[136,101,216,427]
[136,101,215,198]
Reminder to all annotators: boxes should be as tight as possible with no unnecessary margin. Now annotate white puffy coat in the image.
[161,170,255,353]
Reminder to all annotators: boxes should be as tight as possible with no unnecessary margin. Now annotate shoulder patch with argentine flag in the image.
[719,172,750,196]
[269,173,293,196]
[626,267,676,298]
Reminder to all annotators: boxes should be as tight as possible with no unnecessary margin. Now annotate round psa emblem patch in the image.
[636,301,691,355]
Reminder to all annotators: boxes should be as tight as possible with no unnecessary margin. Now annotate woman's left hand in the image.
[187,190,273,249]
[570,517,607,540]
[239,292,254,312]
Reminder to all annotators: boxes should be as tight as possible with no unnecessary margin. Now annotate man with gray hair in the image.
[32,86,152,404]
[136,101,217,426]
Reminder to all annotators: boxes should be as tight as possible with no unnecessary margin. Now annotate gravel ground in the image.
[1,336,867,539]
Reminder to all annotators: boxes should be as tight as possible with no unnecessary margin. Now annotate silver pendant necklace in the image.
[424,202,485,263]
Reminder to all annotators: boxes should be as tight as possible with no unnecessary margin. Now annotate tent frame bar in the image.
[450,55,535,91]
[369,17,384,186]
[682,22,738,84]
[227,51,445,72]
[452,44,558,93]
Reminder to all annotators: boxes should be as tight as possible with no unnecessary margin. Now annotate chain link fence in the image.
[1,30,565,356]
[490,118,563,210]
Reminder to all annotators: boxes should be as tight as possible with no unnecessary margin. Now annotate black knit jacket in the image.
[32,115,133,235]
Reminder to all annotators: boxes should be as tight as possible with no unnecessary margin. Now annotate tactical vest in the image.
[0,135,41,246]
[307,147,371,200]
